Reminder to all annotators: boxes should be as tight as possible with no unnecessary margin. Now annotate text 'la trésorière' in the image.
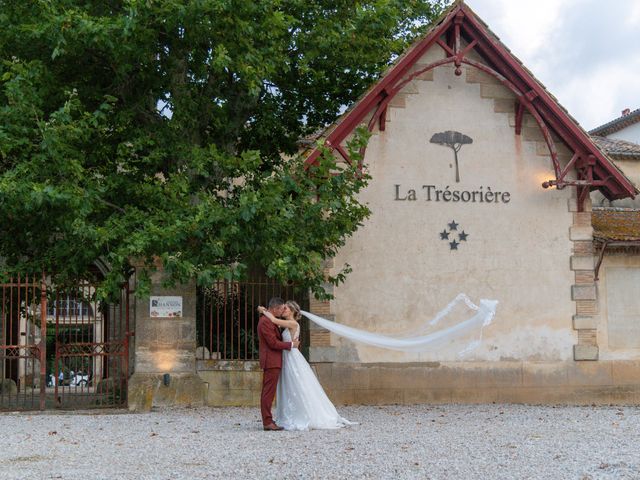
[394,184,511,204]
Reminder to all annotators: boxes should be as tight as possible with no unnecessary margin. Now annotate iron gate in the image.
[197,273,309,362]
[0,274,132,410]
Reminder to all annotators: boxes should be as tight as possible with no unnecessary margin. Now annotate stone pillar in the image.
[308,260,337,363]
[128,266,205,411]
[569,197,599,361]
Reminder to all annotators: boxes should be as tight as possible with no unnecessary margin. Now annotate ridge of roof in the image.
[589,108,640,136]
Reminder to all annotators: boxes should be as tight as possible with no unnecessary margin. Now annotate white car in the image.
[69,371,90,387]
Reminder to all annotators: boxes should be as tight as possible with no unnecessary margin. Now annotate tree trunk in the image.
[453,149,460,182]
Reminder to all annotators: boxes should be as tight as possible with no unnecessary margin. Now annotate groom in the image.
[258,297,299,431]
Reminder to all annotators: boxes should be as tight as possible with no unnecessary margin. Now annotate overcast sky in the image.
[465,0,640,130]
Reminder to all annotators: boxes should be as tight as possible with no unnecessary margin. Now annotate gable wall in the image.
[596,256,640,357]
[321,43,581,363]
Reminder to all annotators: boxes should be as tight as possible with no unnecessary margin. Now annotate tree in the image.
[0,0,446,299]
[430,130,473,183]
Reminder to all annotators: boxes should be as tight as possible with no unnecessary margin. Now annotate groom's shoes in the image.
[263,423,284,431]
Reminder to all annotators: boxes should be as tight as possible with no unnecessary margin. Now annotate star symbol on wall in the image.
[440,221,469,251]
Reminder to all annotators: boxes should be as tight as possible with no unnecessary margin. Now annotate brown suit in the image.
[257,314,292,426]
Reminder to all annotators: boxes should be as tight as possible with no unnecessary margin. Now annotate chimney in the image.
[622,108,631,116]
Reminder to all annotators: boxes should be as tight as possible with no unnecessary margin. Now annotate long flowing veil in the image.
[301,294,497,354]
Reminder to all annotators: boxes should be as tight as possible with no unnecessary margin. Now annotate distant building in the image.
[590,108,640,208]
[587,110,640,377]
[591,107,640,144]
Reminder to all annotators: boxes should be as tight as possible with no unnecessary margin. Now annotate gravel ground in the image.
[1,404,639,480]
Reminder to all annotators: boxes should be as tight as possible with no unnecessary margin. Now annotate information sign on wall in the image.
[150,296,183,318]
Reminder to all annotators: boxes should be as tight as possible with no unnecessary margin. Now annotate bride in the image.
[258,301,354,431]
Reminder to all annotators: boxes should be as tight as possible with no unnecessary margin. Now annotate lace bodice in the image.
[281,325,300,342]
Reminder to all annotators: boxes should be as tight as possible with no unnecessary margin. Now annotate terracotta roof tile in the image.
[591,136,640,159]
[592,208,640,241]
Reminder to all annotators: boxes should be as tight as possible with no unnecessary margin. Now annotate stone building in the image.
[588,109,640,381]
[299,1,640,405]
[590,108,640,209]
[591,107,640,144]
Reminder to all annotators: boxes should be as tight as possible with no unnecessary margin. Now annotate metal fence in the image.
[197,274,308,361]
[1,274,131,410]
[0,274,44,410]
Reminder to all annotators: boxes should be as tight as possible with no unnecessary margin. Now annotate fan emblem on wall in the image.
[430,130,473,183]
[439,220,469,250]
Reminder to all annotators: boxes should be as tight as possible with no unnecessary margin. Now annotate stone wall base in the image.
[314,361,640,405]
[196,360,640,407]
[128,372,206,412]
[198,360,263,407]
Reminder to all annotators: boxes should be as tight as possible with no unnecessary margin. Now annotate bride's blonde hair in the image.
[286,300,302,321]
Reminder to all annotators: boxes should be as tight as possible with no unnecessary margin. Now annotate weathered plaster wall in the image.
[592,158,640,208]
[596,255,640,359]
[605,158,640,187]
[327,44,578,363]
[609,123,640,144]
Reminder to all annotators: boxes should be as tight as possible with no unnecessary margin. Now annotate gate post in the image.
[308,259,338,363]
[128,264,206,412]
[39,272,47,411]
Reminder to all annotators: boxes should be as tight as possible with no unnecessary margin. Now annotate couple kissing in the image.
[257,297,354,431]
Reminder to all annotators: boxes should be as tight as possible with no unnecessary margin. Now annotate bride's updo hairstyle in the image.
[286,301,302,321]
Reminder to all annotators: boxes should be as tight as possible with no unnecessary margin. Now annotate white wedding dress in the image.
[275,326,354,430]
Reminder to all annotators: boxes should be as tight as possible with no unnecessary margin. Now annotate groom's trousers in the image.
[261,367,280,426]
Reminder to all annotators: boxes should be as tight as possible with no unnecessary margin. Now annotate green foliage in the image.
[0,0,446,299]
